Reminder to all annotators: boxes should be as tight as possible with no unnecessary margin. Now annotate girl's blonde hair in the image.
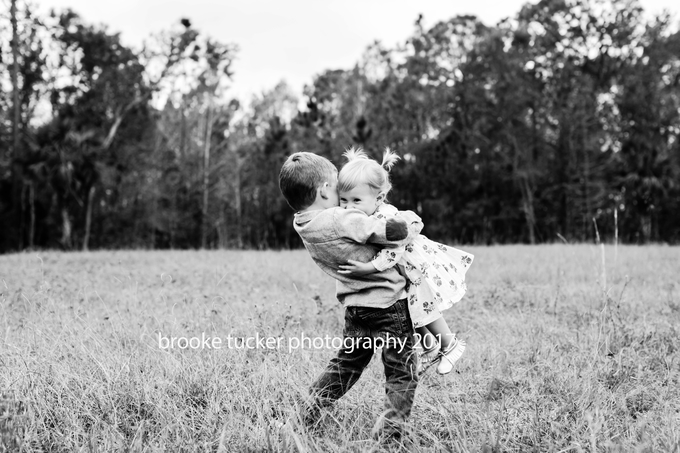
[338,146,400,197]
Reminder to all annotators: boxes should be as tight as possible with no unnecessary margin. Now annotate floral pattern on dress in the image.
[370,203,474,329]
[401,236,474,328]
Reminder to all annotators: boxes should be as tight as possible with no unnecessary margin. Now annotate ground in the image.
[1,245,679,452]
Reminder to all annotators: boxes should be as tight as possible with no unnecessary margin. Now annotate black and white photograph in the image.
[1,0,679,451]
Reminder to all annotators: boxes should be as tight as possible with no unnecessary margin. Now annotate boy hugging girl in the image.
[278,148,473,440]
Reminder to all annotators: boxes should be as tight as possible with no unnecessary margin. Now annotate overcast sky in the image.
[35,0,679,103]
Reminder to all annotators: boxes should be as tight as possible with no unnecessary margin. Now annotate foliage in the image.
[1,0,679,251]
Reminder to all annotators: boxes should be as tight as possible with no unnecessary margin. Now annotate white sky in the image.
[34,0,679,104]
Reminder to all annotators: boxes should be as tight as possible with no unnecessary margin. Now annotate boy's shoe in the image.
[436,339,466,375]
[371,416,406,445]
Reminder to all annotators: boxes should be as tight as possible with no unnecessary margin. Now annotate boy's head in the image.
[279,152,338,211]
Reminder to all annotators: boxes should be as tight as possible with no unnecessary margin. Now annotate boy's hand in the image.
[338,260,378,276]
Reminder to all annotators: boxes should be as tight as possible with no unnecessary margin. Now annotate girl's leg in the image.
[423,317,456,351]
[424,317,466,374]
[415,326,438,352]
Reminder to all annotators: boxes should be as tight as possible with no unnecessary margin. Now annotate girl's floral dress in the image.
[371,203,474,328]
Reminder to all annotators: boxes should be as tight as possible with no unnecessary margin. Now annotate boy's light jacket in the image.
[293,207,423,308]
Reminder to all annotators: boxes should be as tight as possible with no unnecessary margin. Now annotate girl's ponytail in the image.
[343,146,369,162]
[338,145,399,196]
[381,147,400,172]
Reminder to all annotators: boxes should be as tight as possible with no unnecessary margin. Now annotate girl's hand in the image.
[338,260,378,276]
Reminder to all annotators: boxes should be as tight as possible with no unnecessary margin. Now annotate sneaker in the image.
[436,338,466,375]
[371,416,405,443]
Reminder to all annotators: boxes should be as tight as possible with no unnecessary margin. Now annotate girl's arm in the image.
[338,259,378,276]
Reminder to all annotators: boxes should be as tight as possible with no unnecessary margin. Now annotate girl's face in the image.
[339,184,383,216]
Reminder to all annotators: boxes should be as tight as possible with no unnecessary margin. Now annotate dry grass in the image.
[1,245,679,452]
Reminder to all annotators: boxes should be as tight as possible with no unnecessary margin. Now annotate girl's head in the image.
[338,147,400,216]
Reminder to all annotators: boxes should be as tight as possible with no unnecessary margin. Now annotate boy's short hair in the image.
[279,152,337,211]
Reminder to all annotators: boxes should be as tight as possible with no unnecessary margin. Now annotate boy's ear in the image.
[319,182,330,200]
[376,192,386,204]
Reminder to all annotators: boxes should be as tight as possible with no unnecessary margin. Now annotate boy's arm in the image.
[339,243,405,275]
[335,207,423,247]
[393,209,424,243]
[335,208,416,246]
[336,208,406,276]
[369,204,407,271]
[362,206,423,271]
[336,205,423,275]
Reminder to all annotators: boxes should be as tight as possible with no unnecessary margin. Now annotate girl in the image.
[337,147,473,375]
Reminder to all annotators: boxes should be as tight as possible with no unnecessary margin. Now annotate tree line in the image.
[1,0,679,252]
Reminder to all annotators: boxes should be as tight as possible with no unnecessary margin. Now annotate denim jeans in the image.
[302,298,418,436]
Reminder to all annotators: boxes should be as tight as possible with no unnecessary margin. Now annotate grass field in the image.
[1,245,679,452]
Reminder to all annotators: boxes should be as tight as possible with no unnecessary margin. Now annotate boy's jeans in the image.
[302,298,418,436]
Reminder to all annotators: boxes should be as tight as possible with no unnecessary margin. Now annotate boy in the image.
[278,151,423,439]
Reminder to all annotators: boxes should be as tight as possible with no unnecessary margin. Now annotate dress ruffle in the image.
[401,236,473,327]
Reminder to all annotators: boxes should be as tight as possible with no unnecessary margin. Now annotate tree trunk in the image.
[201,103,213,249]
[581,107,590,243]
[28,182,35,248]
[180,102,186,157]
[640,213,652,244]
[557,121,571,239]
[11,0,20,157]
[9,0,24,250]
[61,205,72,250]
[519,175,537,244]
[83,186,95,250]
[511,136,536,244]
[234,155,243,249]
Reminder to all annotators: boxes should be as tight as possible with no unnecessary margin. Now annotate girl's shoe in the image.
[436,339,466,375]
[416,344,441,374]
